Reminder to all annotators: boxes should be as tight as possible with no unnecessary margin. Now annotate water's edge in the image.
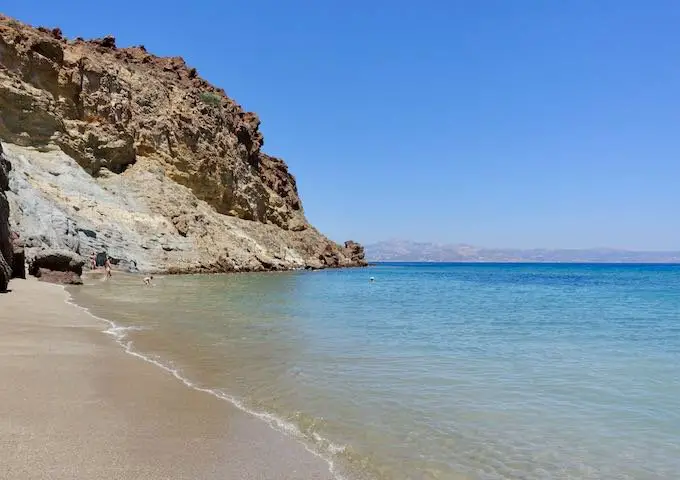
[63,264,680,480]
[63,284,352,480]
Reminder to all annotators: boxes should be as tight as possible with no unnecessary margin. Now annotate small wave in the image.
[104,324,148,341]
[63,291,350,480]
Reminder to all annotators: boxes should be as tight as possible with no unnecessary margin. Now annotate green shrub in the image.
[199,92,222,106]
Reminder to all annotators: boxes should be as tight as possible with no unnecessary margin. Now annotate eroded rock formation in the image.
[0,15,366,273]
[28,248,84,284]
[0,142,12,290]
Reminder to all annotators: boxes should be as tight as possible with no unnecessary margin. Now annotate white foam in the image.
[63,291,349,480]
[104,324,147,341]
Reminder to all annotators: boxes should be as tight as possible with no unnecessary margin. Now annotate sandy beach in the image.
[0,278,334,480]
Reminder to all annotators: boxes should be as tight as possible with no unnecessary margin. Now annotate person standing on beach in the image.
[105,257,112,280]
[90,252,97,270]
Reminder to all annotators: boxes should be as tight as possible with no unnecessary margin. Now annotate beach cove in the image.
[2,5,680,479]
[62,263,680,479]
[0,278,335,480]
[3,264,680,479]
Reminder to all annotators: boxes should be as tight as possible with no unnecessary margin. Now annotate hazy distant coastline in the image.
[365,240,680,263]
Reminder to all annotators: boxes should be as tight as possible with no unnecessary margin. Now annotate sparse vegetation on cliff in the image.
[199,92,222,106]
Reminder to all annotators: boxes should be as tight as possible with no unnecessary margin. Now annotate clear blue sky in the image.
[4,1,680,250]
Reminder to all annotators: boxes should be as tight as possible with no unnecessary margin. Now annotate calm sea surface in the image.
[70,263,680,479]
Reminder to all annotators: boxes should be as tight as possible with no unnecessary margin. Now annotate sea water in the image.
[69,263,680,479]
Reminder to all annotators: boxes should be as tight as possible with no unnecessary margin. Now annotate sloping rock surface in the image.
[0,16,366,273]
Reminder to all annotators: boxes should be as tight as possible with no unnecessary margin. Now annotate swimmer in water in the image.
[143,275,154,286]
[369,276,375,282]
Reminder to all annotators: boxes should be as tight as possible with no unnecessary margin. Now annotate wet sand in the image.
[0,278,334,479]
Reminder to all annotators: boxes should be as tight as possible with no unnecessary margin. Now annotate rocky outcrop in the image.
[28,248,84,276]
[11,243,25,279]
[10,231,25,279]
[0,16,366,273]
[343,241,366,265]
[27,248,84,284]
[33,269,83,285]
[0,142,12,290]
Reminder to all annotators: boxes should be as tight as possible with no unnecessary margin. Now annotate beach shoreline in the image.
[0,278,336,479]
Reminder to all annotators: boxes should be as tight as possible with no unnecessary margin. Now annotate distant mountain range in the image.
[365,240,680,263]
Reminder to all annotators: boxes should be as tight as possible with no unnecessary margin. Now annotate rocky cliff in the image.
[0,142,12,290]
[0,15,366,273]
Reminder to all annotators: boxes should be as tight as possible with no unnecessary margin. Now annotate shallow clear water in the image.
[70,263,680,479]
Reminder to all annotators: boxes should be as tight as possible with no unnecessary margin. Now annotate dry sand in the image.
[0,278,335,479]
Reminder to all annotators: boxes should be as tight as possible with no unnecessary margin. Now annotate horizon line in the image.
[364,240,680,253]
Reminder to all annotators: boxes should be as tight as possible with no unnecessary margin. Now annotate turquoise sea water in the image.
[70,263,680,479]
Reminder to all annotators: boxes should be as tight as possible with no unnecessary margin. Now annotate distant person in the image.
[90,252,97,270]
[105,257,112,279]
[369,276,375,282]
[143,275,153,286]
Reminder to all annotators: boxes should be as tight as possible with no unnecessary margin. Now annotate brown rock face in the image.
[343,240,367,266]
[27,248,85,284]
[33,268,83,285]
[0,15,366,273]
[0,142,12,290]
[0,16,303,230]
